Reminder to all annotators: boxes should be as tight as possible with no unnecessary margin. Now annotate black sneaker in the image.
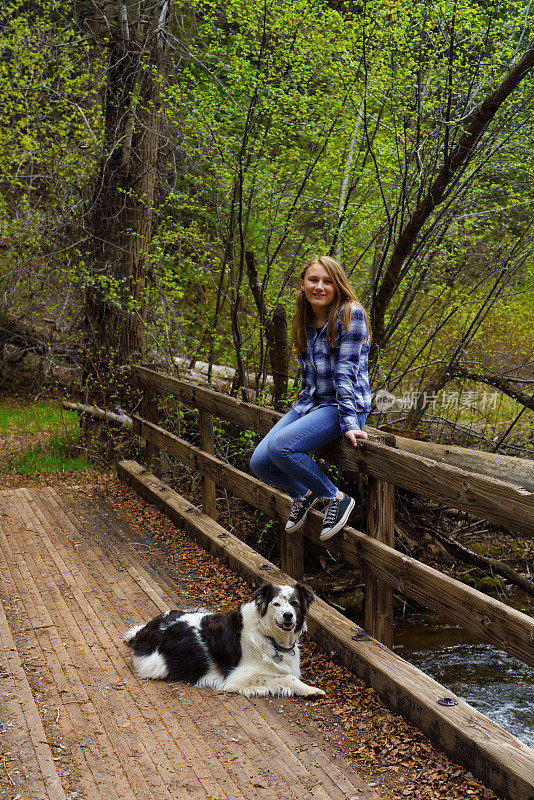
[320,493,355,540]
[285,494,318,532]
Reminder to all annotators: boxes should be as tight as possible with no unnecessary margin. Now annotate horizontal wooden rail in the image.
[134,366,534,536]
[394,434,534,492]
[117,459,534,800]
[132,415,534,669]
[134,365,392,440]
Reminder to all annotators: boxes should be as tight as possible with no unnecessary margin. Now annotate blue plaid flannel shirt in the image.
[292,304,371,433]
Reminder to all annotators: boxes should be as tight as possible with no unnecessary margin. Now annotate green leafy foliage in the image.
[0,0,532,442]
[149,0,533,383]
[0,0,101,328]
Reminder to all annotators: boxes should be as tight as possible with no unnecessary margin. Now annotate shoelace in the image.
[289,498,306,520]
[323,498,340,526]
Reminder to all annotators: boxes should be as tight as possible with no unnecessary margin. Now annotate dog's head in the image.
[250,582,314,634]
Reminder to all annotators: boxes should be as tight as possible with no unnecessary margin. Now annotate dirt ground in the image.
[0,466,500,800]
[0,430,51,462]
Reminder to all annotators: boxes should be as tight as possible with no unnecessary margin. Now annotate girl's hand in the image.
[345,429,368,447]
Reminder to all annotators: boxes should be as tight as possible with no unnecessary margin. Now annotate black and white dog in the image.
[124,582,325,698]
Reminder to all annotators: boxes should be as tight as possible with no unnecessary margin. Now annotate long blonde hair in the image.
[292,255,371,353]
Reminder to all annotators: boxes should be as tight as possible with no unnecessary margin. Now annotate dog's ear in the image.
[295,583,314,613]
[250,582,275,616]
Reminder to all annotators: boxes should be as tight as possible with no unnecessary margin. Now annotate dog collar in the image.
[265,635,296,656]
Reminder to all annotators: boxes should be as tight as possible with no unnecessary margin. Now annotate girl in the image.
[250,255,371,541]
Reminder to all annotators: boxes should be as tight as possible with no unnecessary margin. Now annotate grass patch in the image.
[0,400,93,474]
[0,400,78,436]
[7,431,91,474]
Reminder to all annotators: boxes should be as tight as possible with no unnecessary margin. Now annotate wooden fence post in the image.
[143,388,161,475]
[280,525,304,582]
[365,468,395,648]
[199,410,217,519]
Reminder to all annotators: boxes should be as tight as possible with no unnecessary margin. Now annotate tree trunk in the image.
[245,250,289,410]
[84,1,169,374]
[265,305,289,411]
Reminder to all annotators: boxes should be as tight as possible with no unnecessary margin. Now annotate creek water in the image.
[393,591,534,748]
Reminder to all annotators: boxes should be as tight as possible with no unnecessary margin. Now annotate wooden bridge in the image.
[0,484,380,800]
[1,366,533,800]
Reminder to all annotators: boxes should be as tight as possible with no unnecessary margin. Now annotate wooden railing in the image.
[114,365,534,800]
[133,364,534,670]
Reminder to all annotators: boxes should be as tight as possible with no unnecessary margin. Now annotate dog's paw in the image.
[300,684,325,697]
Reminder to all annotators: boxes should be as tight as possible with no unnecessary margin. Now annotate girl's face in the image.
[301,262,337,319]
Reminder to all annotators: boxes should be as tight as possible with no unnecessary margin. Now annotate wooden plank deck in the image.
[116,460,534,800]
[0,486,380,800]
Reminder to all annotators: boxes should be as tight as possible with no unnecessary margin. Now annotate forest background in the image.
[1,0,533,454]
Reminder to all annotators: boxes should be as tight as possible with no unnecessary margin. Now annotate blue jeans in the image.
[250,405,367,500]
